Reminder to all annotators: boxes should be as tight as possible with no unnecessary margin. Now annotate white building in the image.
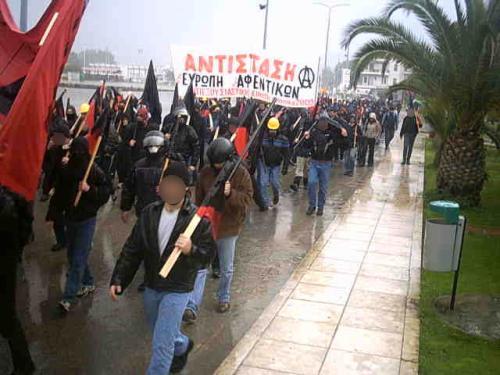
[334,59,411,97]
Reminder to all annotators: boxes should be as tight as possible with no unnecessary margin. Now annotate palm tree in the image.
[343,0,500,206]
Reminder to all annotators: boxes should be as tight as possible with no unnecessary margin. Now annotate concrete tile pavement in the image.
[215,136,424,375]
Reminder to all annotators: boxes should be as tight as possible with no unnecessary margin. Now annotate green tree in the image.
[77,49,117,66]
[343,0,500,206]
[64,52,82,73]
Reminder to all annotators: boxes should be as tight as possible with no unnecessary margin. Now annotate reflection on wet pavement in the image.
[1,149,387,374]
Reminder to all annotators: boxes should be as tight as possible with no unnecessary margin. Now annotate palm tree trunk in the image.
[437,131,486,207]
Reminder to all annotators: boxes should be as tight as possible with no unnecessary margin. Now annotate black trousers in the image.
[358,138,376,166]
[0,259,35,374]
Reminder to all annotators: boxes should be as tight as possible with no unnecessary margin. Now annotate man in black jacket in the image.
[0,187,36,375]
[110,161,216,374]
[41,122,71,252]
[256,117,289,210]
[303,113,346,216]
[163,106,200,185]
[400,108,420,165]
[49,137,111,312]
[120,130,165,221]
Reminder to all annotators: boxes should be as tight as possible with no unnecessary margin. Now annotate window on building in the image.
[369,63,374,71]
[383,77,387,85]
[394,63,398,72]
[393,78,397,85]
[363,76,368,84]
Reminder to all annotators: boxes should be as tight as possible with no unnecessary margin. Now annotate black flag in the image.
[141,60,162,124]
[184,81,195,117]
[170,82,179,115]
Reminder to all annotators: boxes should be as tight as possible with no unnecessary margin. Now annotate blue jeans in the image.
[53,217,67,247]
[344,148,355,173]
[186,268,208,315]
[307,160,332,210]
[63,217,96,302]
[257,159,280,207]
[143,288,190,375]
[217,236,238,304]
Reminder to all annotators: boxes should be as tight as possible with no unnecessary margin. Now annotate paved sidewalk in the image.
[215,136,424,375]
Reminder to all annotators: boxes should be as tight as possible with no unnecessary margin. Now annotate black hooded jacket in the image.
[46,137,111,222]
[120,153,164,216]
[110,198,216,293]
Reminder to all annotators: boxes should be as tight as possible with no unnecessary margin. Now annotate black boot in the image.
[306,206,316,216]
[303,178,308,190]
[170,339,194,373]
[290,176,301,192]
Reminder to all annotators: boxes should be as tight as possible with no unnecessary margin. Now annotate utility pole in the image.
[20,0,28,32]
[314,2,350,72]
[262,0,269,49]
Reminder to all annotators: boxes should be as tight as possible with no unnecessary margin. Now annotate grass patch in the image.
[420,141,500,374]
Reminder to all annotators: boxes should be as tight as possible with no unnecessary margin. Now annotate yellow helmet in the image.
[267,117,280,130]
[79,103,90,114]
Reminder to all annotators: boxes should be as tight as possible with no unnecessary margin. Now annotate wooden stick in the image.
[159,214,202,278]
[39,12,59,46]
[208,113,214,132]
[73,135,103,206]
[69,114,83,135]
[291,116,302,131]
[213,126,220,140]
[161,157,170,175]
[159,98,277,279]
[116,95,132,134]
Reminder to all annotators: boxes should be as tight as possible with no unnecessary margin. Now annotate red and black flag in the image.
[85,100,110,154]
[141,60,162,124]
[233,100,257,157]
[196,159,235,238]
[0,0,87,201]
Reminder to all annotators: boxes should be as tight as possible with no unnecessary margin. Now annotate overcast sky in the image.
[7,0,457,67]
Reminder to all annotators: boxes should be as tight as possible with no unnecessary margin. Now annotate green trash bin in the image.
[423,201,465,272]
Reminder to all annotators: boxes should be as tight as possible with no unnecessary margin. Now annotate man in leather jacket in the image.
[109,160,216,375]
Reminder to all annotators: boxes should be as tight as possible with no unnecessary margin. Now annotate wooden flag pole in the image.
[158,214,202,278]
[159,98,277,279]
[116,95,132,134]
[213,126,220,140]
[291,116,302,131]
[69,114,83,135]
[208,113,214,132]
[73,135,103,206]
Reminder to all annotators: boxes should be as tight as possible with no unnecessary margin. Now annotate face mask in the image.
[148,146,160,154]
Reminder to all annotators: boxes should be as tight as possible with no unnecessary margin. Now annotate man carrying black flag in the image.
[141,60,162,125]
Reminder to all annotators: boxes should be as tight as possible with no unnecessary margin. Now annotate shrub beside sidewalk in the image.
[420,141,500,374]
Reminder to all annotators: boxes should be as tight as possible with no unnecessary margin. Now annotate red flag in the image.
[0,0,87,200]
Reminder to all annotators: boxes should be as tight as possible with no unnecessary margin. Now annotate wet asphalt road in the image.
[1,149,386,375]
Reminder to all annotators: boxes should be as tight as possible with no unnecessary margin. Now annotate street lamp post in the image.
[314,2,350,72]
[20,0,28,32]
[262,0,269,49]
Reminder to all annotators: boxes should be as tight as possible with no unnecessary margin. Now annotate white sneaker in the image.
[58,300,72,312]
[77,285,96,297]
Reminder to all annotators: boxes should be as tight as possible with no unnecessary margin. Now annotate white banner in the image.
[171,45,319,108]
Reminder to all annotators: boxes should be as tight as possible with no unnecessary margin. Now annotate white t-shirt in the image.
[158,207,180,256]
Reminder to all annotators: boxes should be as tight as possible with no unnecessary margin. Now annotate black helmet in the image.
[66,105,76,116]
[207,138,234,164]
[143,130,165,154]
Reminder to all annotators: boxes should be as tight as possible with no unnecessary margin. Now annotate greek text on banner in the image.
[171,45,319,108]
